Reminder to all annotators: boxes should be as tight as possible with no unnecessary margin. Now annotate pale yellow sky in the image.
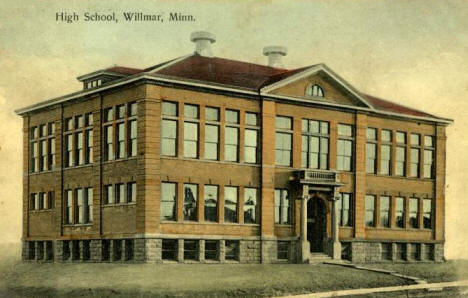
[1,0,467,259]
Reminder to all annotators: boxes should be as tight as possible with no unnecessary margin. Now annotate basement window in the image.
[162,239,178,261]
[381,243,392,261]
[184,240,199,260]
[225,240,239,261]
[205,240,218,260]
[277,241,289,260]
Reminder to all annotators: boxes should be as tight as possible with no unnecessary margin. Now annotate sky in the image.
[0,0,467,259]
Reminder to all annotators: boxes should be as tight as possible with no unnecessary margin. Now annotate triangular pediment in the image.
[261,64,373,109]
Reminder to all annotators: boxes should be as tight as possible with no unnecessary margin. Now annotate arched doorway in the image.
[307,197,327,252]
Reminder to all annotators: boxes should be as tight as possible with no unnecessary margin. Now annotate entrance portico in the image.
[295,170,345,262]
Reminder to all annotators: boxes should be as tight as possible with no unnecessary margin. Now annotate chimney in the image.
[190,31,216,57]
[263,46,287,68]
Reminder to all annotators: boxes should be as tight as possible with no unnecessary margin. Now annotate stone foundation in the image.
[21,238,444,264]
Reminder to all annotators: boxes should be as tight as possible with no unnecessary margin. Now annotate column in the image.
[331,188,342,260]
[298,184,310,263]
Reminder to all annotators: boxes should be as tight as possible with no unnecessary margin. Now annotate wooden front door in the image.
[307,198,326,252]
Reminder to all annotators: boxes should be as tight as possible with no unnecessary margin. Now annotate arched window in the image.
[306,84,324,98]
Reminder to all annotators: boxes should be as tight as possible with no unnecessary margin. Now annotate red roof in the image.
[104,55,443,120]
[364,94,437,118]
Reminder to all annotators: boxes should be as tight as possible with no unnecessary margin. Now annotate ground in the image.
[0,243,467,297]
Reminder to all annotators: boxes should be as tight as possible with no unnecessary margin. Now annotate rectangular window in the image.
[244,188,258,224]
[115,183,125,204]
[183,122,198,158]
[204,240,218,260]
[84,130,93,164]
[76,189,84,224]
[47,191,54,210]
[276,116,292,166]
[184,104,199,119]
[85,113,93,126]
[245,112,258,126]
[366,128,377,174]
[65,190,73,224]
[424,136,435,178]
[423,244,434,261]
[410,243,420,260]
[395,197,405,228]
[162,101,178,116]
[365,195,376,227]
[204,185,218,222]
[225,126,239,162]
[40,140,47,171]
[225,109,239,124]
[302,119,329,169]
[225,240,239,261]
[337,193,352,227]
[127,182,136,203]
[75,132,84,165]
[277,241,289,260]
[380,145,391,175]
[184,184,198,221]
[116,123,125,159]
[162,239,178,260]
[409,198,419,228]
[381,243,392,261]
[410,133,420,177]
[205,124,219,160]
[205,107,219,122]
[105,185,114,204]
[423,199,432,229]
[129,120,137,157]
[86,187,93,223]
[244,129,258,164]
[275,189,291,224]
[38,192,45,210]
[105,126,114,161]
[396,132,406,176]
[161,119,177,156]
[366,143,377,174]
[30,193,37,210]
[184,240,199,260]
[224,186,238,223]
[380,196,390,228]
[337,124,354,171]
[396,243,406,261]
[65,134,73,167]
[161,182,177,221]
[48,138,55,169]
[31,142,38,172]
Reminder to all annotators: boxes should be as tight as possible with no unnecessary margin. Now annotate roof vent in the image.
[263,46,287,68]
[190,31,216,57]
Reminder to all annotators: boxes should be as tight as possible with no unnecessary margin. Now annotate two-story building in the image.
[16,31,451,263]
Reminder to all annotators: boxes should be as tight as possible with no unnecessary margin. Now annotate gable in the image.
[269,72,369,107]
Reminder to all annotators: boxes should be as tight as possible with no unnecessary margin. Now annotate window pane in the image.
[106,185,114,204]
[423,199,432,229]
[104,108,114,122]
[409,198,419,228]
[205,125,219,160]
[226,110,239,124]
[380,196,390,227]
[117,105,125,119]
[129,102,137,117]
[161,120,177,156]
[183,122,198,158]
[276,116,292,130]
[224,187,238,223]
[338,124,353,137]
[225,127,239,162]
[245,112,258,126]
[367,128,377,140]
[381,130,392,142]
[161,183,176,221]
[410,148,420,177]
[127,182,136,203]
[162,101,178,116]
[396,132,406,144]
[244,188,257,223]
[184,184,197,221]
[424,136,434,147]
[411,133,420,146]
[365,195,375,227]
[244,129,258,164]
[275,133,292,166]
[396,197,405,228]
[204,185,218,222]
[205,107,219,121]
[184,104,199,119]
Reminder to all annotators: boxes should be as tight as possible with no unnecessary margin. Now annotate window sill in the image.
[29,209,53,213]
[28,169,56,175]
[275,224,294,227]
[365,173,435,181]
[63,223,93,227]
[63,163,94,170]
[102,157,137,164]
[103,202,136,207]
[160,156,261,167]
[160,221,260,226]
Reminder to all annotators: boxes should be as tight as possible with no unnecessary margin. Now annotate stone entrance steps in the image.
[308,252,333,263]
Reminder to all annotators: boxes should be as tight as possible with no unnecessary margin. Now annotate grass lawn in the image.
[367,260,468,283]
